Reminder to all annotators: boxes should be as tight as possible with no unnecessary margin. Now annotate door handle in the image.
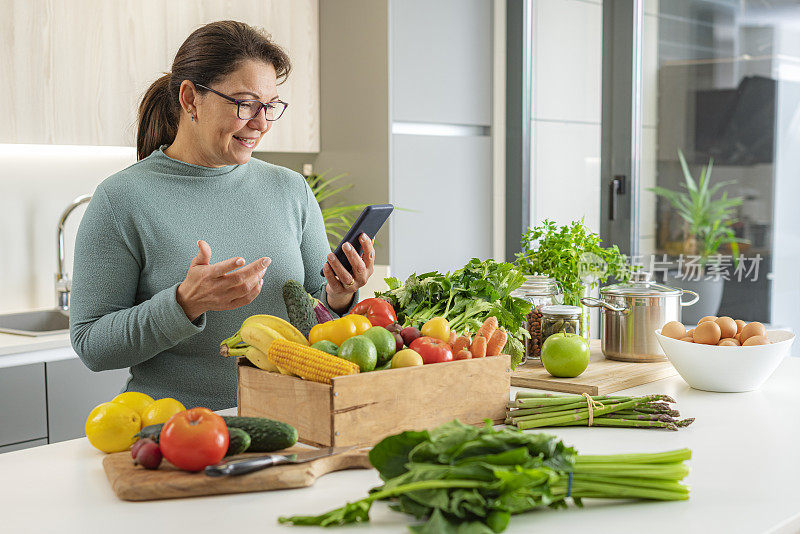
[609,175,626,220]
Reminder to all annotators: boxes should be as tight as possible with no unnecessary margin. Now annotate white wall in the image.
[0,145,137,313]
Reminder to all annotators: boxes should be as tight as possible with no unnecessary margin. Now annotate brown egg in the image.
[698,316,718,324]
[743,335,770,346]
[686,328,695,337]
[661,321,686,339]
[694,321,722,345]
[679,336,695,343]
[718,338,740,346]
[715,317,737,339]
[735,320,746,334]
[734,333,742,343]
[741,322,766,343]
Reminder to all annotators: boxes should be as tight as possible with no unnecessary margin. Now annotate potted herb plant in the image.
[515,219,632,338]
[305,170,370,249]
[648,150,745,323]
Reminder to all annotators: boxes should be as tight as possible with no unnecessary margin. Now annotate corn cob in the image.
[266,339,359,384]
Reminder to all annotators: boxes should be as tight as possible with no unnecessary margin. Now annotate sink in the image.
[0,309,70,337]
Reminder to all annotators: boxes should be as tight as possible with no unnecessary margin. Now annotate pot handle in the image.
[680,289,700,307]
[580,297,628,313]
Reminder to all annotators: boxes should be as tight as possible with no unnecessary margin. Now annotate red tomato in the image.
[409,336,453,364]
[350,298,397,328]
[159,407,229,472]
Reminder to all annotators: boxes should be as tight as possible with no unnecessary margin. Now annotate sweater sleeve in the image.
[299,178,358,318]
[69,187,205,372]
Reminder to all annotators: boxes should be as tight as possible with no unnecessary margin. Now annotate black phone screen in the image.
[321,204,394,277]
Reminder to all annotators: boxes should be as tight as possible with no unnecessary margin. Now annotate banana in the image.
[244,345,280,372]
[242,314,309,346]
[241,322,283,355]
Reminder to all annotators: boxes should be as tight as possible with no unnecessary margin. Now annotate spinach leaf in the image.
[370,429,429,480]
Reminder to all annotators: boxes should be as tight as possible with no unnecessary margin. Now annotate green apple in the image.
[540,333,590,378]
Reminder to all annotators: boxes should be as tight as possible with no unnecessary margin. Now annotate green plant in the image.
[515,219,632,308]
[305,170,370,248]
[278,419,691,531]
[376,258,532,368]
[648,150,745,267]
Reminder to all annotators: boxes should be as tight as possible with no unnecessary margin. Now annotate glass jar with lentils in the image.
[511,275,563,363]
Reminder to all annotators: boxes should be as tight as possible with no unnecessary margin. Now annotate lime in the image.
[338,335,378,372]
[312,340,339,356]
[362,326,397,365]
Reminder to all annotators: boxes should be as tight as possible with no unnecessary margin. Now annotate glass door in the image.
[602,0,800,339]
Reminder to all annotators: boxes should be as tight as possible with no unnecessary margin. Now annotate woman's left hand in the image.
[323,233,375,313]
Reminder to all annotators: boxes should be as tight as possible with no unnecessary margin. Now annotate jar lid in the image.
[600,271,682,297]
[518,275,561,295]
[540,305,582,317]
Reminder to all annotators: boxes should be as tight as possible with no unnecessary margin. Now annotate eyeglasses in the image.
[195,83,288,121]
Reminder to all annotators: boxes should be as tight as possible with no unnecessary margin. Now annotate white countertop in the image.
[0,331,71,357]
[2,359,799,534]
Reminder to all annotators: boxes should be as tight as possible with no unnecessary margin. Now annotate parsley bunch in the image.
[515,219,632,307]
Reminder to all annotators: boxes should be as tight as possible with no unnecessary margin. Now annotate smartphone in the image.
[322,204,394,276]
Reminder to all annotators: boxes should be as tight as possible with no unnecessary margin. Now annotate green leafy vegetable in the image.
[279,420,691,532]
[515,219,632,308]
[375,258,532,367]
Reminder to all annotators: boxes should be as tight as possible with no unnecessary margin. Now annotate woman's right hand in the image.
[176,240,271,321]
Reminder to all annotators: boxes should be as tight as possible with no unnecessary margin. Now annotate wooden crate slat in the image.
[237,363,333,447]
[330,356,510,447]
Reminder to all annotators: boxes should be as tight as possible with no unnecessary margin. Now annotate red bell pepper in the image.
[350,298,397,328]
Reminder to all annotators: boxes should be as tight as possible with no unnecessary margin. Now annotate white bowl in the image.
[654,329,795,392]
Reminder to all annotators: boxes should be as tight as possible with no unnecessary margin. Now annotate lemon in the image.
[85,402,142,453]
[141,398,186,427]
[111,391,155,418]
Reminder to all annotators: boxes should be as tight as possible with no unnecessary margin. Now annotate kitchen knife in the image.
[204,446,356,477]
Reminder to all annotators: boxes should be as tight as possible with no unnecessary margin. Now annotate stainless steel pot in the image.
[581,272,699,362]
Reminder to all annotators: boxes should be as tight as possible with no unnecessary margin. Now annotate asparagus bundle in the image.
[506,391,695,430]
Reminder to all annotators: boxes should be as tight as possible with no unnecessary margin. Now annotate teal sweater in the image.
[70,147,353,410]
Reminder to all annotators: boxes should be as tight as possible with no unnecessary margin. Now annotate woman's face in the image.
[193,59,279,166]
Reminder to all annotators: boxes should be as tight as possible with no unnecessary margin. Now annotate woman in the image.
[70,21,374,410]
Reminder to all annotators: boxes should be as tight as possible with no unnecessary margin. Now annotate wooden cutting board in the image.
[103,447,372,501]
[511,339,678,395]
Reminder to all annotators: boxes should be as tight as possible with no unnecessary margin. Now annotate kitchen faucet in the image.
[56,194,92,311]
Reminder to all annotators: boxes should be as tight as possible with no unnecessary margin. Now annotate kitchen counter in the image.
[2,359,799,534]
[0,331,71,357]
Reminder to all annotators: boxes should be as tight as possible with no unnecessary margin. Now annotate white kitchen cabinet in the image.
[45,359,130,444]
[0,0,319,152]
[0,363,47,448]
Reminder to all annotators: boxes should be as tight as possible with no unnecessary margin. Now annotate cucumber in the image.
[222,416,298,452]
[225,427,251,456]
[283,280,318,338]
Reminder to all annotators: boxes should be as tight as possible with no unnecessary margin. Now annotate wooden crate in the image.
[237,355,511,447]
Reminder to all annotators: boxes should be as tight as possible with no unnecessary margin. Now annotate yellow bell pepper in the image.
[309,316,358,347]
[345,314,372,336]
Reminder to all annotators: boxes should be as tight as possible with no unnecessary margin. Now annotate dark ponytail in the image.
[137,74,177,161]
[136,21,292,160]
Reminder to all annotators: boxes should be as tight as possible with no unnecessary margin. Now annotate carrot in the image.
[452,335,472,353]
[470,335,487,358]
[486,328,508,356]
[454,349,472,360]
[478,317,498,340]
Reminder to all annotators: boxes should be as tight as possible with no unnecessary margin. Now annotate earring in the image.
[188,109,195,122]
[190,114,196,122]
